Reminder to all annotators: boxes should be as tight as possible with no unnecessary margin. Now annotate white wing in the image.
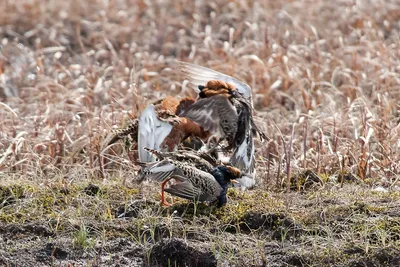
[138,105,173,162]
[179,61,253,103]
[229,128,256,189]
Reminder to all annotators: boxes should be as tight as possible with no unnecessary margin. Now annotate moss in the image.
[319,173,330,183]
[96,184,140,201]
[215,190,285,225]
[0,184,31,206]
[367,218,400,245]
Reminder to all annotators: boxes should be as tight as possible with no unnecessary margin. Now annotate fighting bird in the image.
[179,62,266,189]
[108,96,209,162]
[137,148,243,207]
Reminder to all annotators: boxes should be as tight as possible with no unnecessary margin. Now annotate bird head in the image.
[211,165,243,207]
[198,80,237,99]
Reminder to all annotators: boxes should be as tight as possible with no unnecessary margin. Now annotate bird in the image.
[179,62,253,104]
[107,119,139,149]
[137,96,210,162]
[137,147,243,207]
[143,147,224,173]
[179,62,266,189]
[107,96,210,162]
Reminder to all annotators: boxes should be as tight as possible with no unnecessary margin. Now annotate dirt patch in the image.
[115,199,160,218]
[36,242,69,261]
[84,184,101,196]
[150,238,217,267]
[1,223,53,237]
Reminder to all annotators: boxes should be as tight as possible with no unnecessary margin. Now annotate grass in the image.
[1,0,400,266]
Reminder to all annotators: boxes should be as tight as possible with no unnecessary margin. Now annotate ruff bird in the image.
[108,96,209,161]
[179,62,266,189]
[137,147,243,207]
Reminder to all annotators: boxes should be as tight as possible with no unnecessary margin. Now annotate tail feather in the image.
[143,147,165,160]
[108,120,139,146]
[136,159,177,184]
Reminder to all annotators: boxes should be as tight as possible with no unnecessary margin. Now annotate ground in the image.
[1,0,400,266]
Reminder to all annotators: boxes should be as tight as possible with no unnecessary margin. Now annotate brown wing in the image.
[178,95,238,135]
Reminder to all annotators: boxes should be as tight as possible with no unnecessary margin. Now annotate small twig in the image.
[286,123,295,193]
[303,120,308,169]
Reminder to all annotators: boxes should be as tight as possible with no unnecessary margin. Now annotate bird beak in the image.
[231,179,240,184]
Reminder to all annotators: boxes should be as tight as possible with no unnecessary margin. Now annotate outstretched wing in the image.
[179,95,237,135]
[138,105,173,162]
[179,61,253,103]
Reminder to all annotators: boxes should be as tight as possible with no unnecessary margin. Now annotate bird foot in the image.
[161,199,170,206]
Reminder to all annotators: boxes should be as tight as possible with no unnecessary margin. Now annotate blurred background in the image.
[1,0,399,182]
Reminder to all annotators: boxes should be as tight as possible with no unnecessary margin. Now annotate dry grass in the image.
[1,0,400,266]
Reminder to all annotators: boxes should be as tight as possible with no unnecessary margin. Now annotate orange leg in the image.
[161,179,171,206]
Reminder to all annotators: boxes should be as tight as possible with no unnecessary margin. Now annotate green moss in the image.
[215,190,284,225]
[319,173,330,183]
[0,184,31,205]
[96,184,140,201]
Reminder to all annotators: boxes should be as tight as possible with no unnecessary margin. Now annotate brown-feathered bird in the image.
[137,147,243,207]
[179,62,266,189]
[137,96,210,162]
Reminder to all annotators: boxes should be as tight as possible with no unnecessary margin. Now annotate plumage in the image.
[179,95,238,146]
[108,96,209,161]
[137,148,243,207]
[138,105,173,162]
[179,61,253,104]
[178,79,263,183]
[179,63,268,189]
[143,147,221,173]
[108,120,139,147]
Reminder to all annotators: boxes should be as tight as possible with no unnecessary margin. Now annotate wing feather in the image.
[164,180,203,201]
[234,173,256,190]
[138,104,173,162]
[137,159,176,183]
[179,61,253,103]
[179,95,237,135]
[164,179,216,202]
[229,128,256,188]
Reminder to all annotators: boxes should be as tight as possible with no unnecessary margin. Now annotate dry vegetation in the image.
[1,0,400,266]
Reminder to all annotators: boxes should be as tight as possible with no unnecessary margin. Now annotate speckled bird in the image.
[143,148,219,173]
[137,147,243,207]
[179,62,266,189]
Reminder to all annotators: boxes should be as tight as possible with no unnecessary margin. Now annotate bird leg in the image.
[206,135,221,152]
[161,178,172,206]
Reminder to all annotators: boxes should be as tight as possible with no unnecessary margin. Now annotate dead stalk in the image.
[286,123,295,193]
